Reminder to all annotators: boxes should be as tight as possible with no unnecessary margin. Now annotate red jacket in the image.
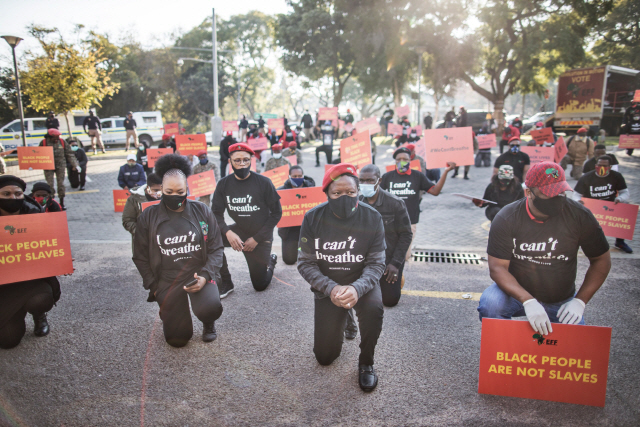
[502,125,520,140]
[279,130,297,145]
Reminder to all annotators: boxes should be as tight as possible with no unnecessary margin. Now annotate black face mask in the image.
[0,198,24,213]
[328,194,359,219]
[499,179,511,187]
[162,194,187,211]
[532,193,565,217]
[232,164,251,179]
[145,192,158,202]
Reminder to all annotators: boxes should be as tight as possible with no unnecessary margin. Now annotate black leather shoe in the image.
[218,281,235,299]
[33,314,50,337]
[345,328,357,340]
[202,322,217,342]
[359,364,378,391]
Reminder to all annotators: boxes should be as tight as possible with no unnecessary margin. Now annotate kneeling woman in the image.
[133,154,224,347]
[297,164,386,391]
[474,165,524,221]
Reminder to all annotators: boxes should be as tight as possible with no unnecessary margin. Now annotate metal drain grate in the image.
[412,250,484,264]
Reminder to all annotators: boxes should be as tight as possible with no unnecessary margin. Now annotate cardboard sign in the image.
[187,170,217,197]
[113,189,131,212]
[395,105,410,117]
[387,123,403,136]
[344,123,354,132]
[554,136,569,163]
[452,193,497,204]
[618,134,640,149]
[286,155,297,166]
[277,187,326,228]
[17,146,55,170]
[262,165,290,189]
[412,125,423,136]
[0,211,73,285]
[227,158,257,176]
[478,318,611,407]
[530,127,555,145]
[385,159,421,172]
[247,137,269,151]
[176,134,207,155]
[521,146,555,164]
[164,123,180,136]
[340,131,372,169]
[581,198,638,240]
[222,121,239,132]
[477,134,497,150]
[423,127,474,168]
[141,196,196,212]
[318,107,338,122]
[324,164,333,173]
[633,89,640,103]
[267,118,285,131]
[355,117,381,135]
[146,148,173,168]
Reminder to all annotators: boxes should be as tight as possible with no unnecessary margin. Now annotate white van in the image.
[100,111,164,147]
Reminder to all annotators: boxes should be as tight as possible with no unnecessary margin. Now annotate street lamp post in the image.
[414,47,426,127]
[2,35,26,147]
[211,8,222,143]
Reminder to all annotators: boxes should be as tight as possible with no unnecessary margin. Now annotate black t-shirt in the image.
[482,182,525,208]
[488,198,610,303]
[494,151,530,181]
[582,155,619,173]
[380,170,435,224]
[574,170,627,202]
[299,201,385,287]
[124,118,137,130]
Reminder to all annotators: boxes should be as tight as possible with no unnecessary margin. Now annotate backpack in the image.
[565,135,592,152]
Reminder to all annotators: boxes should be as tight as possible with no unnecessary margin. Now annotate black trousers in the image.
[219,225,274,291]
[280,227,300,265]
[316,145,332,165]
[380,262,405,307]
[499,139,509,154]
[220,159,228,178]
[0,281,53,349]
[67,167,86,188]
[155,282,223,347]
[486,205,502,221]
[314,285,384,366]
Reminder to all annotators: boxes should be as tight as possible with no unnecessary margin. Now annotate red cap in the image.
[226,131,232,136]
[535,121,544,127]
[272,144,283,151]
[577,127,588,134]
[48,128,61,137]
[405,143,416,151]
[525,162,572,197]
[180,127,186,131]
[287,142,298,149]
[162,134,171,141]
[196,149,207,157]
[322,163,358,192]
[229,143,255,156]
[508,136,521,144]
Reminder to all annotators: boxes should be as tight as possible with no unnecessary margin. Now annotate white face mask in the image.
[273,153,282,159]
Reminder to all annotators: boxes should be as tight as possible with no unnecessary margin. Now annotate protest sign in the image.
[247,137,269,151]
[423,127,474,168]
[0,211,73,285]
[395,105,410,117]
[324,164,333,173]
[146,148,173,168]
[318,107,339,122]
[521,146,555,164]
[344,123,354,133]
[187,170,217,197]
[385,159,421,173]
[267,118,285,132]
[141,195,196,212]
[554,136,569,163]
[413,138,427,160]
[477,134,497,150]
[355,117,381,135]
[387,123,403,136]
[530,127,555,145]
[340,131,372,169]
[287,155,297,166]
[17,146,55,170]
[618,134,640,149]
[478,318,611,407]
[175,134,207,155]
[113,189,131,212]
[262,165,289,188]
[222,121,239,132]
[277,187,326,228]
[581,198,638,240]
[452,193,497,204]
[412,125,423,136]
[633,90,640,103]
[164,123,179,136]
[338,119,345,129]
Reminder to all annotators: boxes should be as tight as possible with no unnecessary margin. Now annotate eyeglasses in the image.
[232,158,251,165]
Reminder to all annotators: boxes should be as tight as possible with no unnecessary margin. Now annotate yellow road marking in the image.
[481,220,491,231]
[67,189,100,195]
[401,289,482,301]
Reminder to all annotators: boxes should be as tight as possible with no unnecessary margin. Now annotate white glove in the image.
[76,167,81,173]
[557,298,585,324]
[523,299,553,335]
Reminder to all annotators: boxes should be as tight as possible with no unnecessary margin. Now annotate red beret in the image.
[229,143,255,156]
[508,136,521,144]
[226,131,232,136]
[272,144,283,151]
[287,141,298,149]
[322,163,358,192]
[577,127,588,134]
[162,134,171,141]
[48,128,61,137]
[405,143,416,151]
[196,150,207,157]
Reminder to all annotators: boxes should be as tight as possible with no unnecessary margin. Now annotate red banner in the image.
[387,123,403,136]
[113,189,131,212]
[267,118,285,131]
[187,170,217,197]
[318,107,338,122]
[618,134,640,149]
[633,89,640,103]
[277,187,326,228]
[340,131,372,169]
[176,134,207,155]
[247,137,269,151]
[222,121,239,132]
[140,195,196,212]
[262,165,289,189]
[146,148,173,168]
[530,127,555,145]
[385,159,421,173]
[412,125,423,136]
[355,117,381,135]
[286,155,297,166]
[0,211,73,285]
[423,127,474,168]
[344,123,354,133]
[164,123,179,136]
[554,136,569,163]
[479,319,611,407]
[477,134,497,150]
[521,146,555,164]
[17,146,55,170]
[395,105,410,117]
[581,198,638,240]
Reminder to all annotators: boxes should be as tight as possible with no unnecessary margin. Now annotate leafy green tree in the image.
[0,67,39,126]
[591,0,640,70]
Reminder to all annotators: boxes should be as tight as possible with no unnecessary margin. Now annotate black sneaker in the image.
[615,241,633,253]
[218,281,235,299]
[79,186,85,191]
[202,322,217,342]
[359,364,378,392]
[268,253,278,270]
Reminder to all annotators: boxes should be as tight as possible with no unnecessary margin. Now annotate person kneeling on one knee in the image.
[477,162,611,335]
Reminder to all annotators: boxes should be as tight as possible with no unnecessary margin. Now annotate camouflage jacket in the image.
[264,156,291,172]
[282,148,302,165]
[193,159,220,182]
[39,136,78,169]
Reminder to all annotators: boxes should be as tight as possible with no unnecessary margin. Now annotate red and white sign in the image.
[175,134,207,155]
[581,198,638,240]
[387,123,403,136]
[355,117,381,135]
[411,125,423,136]
[618,134,640,149]
[344,123,354,133]
[554,136,569,163]
[113,189,131,213]
[340,131,372,169]
[318,107,338,122]
[164,123,179,136]
[385,159,421,173]
[423,127,474,168]
[277,187,326,228]
[222,121,239,132]
[477,134,497,150]
[262,165,289,189]
[479,318,611,407]
[286,155,297,166]
[633,89,640,103]
[413,138,427,160]
[521,146,555,164]
[267,118,285,132]
[530,127,555,145]
[146,148,173,168]
[17,146,55,170]
[395,105,410,117]
[187,170,217,197]
[0,211,73,285]
[247,137,269,151]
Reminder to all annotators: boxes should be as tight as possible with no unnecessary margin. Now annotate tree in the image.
[21,26,119,137]
[591,0,640,70]
[0,67,39,127]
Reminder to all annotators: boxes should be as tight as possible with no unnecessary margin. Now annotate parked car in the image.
[522,111,554,133]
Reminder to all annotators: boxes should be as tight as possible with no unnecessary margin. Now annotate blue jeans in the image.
[477,283,585,325]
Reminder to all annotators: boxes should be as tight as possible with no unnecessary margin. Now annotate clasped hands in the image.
[226,230,258,252]
[330,285,358,309]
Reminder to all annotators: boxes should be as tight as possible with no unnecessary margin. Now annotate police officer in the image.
[83,110,105,155]
[123,111,138,151]
[45,111,59,129]
[40,129,78,210]
[219,131,236,178]
[316,121,335,166]
[239,115,249,142]
[258,115,266,134]
[265,144,291,171]
[622,101,640,156]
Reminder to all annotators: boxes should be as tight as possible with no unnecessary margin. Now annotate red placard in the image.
[412,125,423,136]
[113,189,131,212]
[581,198,638,240]
[554,136,569,163]
[618,134,640,149]
[247,137,269,151]
[277,187,326,228]
[17,146,55,170]
[140,195,196,212]
[521,146,555,164]
[340,131,372,169]
[176,134,207,155]
[395,105,410,117]
[423,127,474,168]
[530,127,555,145]
[318,107,338,122]
[413,138,427,160]
[222,121,239,132]
[477,134,497,150]
[633,89,640,103]
[344,123,354,133]
[164,123,179,136]
[187,170,217,197]
[286,155,297,166]
[355,117,381,135]
[262,165,289,189]
[324,164,333,173]
[387,123,403,136]
[385,159,421,173]
[146,148,173,168]
[0,211,73,285]
[267,118,285,131]
[478,319,611,407]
